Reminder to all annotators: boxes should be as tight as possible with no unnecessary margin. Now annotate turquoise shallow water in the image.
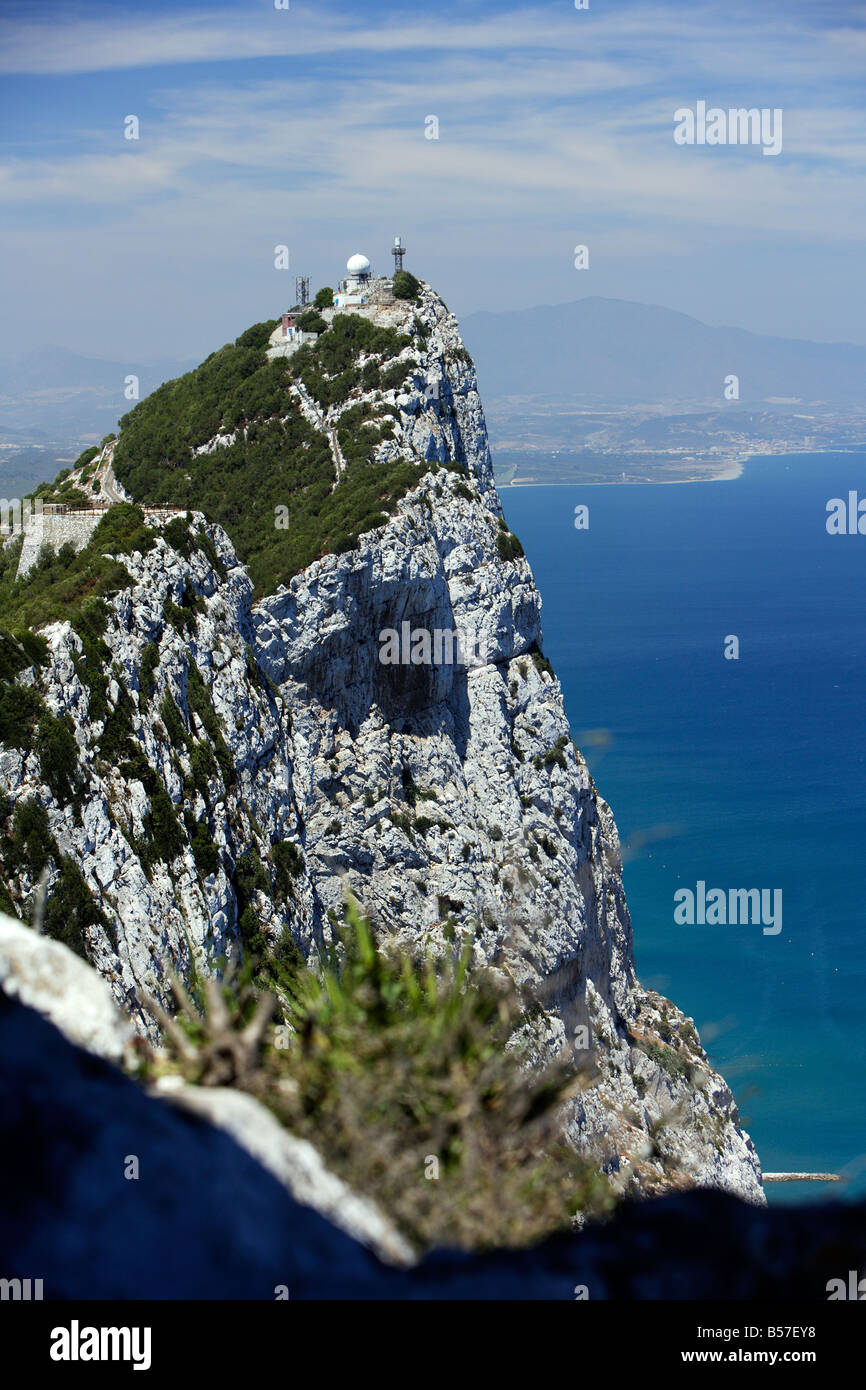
[501,453,866,1203]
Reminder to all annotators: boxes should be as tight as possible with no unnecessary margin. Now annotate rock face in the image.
[0,283,763,1203]
[0,914,134,1062]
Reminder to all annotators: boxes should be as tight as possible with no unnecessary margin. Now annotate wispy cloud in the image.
[4,65,862,243]
[1,0,864,80]
[1,0,864,356]
[0,5,585,76]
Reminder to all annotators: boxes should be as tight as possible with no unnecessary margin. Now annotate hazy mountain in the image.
[461,296,866,405]
[0,346,198,396]
[0,347,198,439]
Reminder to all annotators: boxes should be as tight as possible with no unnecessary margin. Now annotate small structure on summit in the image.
[334,253,373,309]
[267,240,413,360]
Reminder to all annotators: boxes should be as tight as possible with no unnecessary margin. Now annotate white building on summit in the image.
[267,242,410,361]
[334,253,373,308]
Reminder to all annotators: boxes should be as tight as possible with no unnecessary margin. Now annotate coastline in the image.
[496,445,866,487]
[500,461,744,486]
[503,463,744,486]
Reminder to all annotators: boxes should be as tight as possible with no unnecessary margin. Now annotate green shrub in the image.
[185,663,234,785]
[234,850,269,910]
[97,677,137,763]
[189,739,218,797]
[43,855,114,958]
[496,530,525,562]
[639,1040,693,1085]
[163,515,194,558]
[233,850,271,957]
[380,360,414,392]
[234,320,279,351]
[296,310,328,335]
[391,810,413,837]
[361,359,381,390]
[414,815,453,836]
[118,745,157,793]
[0,626,47,682]
[543,735,569,771]
[194,527,227,579]
[158,691,189,750]
[273,840,304,895]
[531,650,554,679]
[138,641,159,706]
[33,479,89,507]
[72,599,112,728]
[0,679,44,750]
[6,799,55,877]
[392,269,421,302]
[35,712,80,803]
[164,597,195,636]
[0,506,151,636]
[0,874,19,918]
[141,785,185,868]
[88,503,155,557]
[449,345,473,367]
[187,816,220,878]
[313,287,334,309]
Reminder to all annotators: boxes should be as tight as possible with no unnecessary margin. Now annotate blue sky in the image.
[2,0,865,361]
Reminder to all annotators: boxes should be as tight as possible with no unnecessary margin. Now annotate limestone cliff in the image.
[0,281,763,1203]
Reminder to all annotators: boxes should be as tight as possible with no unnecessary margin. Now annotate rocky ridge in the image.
[0,281,763,1203]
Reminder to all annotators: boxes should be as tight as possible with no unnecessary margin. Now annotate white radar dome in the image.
[346,253,371,275]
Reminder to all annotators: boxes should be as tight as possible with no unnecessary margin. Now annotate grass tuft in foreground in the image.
[135,895,617,1253]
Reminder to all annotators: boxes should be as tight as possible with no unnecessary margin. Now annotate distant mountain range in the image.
[3,300,865,499]
[461,297,866,406]
[4,301,865,451]
[0,347,197,438]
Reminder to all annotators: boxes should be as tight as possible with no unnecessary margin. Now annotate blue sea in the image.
[501,453,866,1204]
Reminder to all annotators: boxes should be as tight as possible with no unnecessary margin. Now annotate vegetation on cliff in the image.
[0,797,113,956]
[0,503,153,635]
[111,314,434,596]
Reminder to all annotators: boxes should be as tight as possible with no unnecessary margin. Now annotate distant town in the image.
[485,399,866,485]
